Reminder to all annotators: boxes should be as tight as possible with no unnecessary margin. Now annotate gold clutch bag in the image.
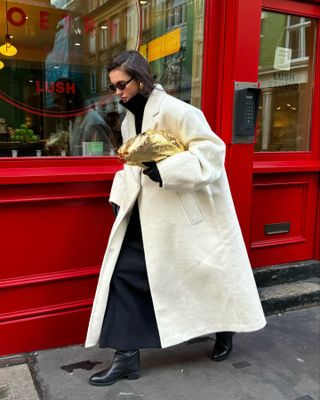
[118,129,185,168]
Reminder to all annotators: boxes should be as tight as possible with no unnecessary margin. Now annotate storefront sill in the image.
[253,160,320,174]
[0,164,123,185]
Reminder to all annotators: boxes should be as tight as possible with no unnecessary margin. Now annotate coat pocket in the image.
[176,191,204,224]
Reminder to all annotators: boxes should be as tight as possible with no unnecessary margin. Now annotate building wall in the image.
[0,0,319,355]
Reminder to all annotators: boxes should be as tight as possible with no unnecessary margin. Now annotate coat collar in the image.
[122,84,166,138]
[141,84,166,133]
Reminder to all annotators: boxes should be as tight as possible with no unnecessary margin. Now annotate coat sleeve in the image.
[109,169,124,206]
[157,105,226,191]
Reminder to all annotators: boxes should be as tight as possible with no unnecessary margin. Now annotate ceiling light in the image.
[74,42,81,46]
[101,26,108,29]
[0,1,18,57]
[0,61,4,69]
[0,35,17,56]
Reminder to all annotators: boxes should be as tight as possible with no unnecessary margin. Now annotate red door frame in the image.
[202,0,262,245]
[255,0,320,164]
[202,0,320,264]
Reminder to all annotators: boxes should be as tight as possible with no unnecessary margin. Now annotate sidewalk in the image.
[1,306,319,400]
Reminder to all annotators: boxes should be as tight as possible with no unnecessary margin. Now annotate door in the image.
[202,0,320,268]
[252,1,320,266]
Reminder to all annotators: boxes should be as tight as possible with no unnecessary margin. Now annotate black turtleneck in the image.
[120,93,148,134]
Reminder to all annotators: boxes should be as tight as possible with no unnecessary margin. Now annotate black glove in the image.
[142,162,163,187]
[111,202,120,216]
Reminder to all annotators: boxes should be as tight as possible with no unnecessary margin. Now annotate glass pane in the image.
[289,15,302,26]
[255,11,316,152]
[140,0,204,106]
[288,29,300,59]
[0,0,205,158]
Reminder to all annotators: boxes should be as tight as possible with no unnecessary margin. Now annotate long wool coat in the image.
[85,86,266,349]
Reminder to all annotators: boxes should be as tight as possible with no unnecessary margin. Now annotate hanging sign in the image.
[274,47,292,71]
[148,28,181,62]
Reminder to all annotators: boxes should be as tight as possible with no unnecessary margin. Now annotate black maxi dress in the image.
[99,94,161,350]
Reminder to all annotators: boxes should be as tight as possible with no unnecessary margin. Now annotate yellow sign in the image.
[148,28,181,62]
[139,44,147,60]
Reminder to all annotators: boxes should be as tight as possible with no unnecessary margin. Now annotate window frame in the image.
[254,2,320,162]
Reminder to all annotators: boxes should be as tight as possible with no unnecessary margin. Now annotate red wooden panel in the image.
[0,181,112,203]
[316,186,320,260]
[0,308,91,356]
[250,173,318,266]
[202,0,227,132]
[0,189,113,279]
[252,183,307,242]
[202,0,263,246]
[226,144,255,245]
[0,270,98,317]
[0,157,122,185]
[0,180,114,355]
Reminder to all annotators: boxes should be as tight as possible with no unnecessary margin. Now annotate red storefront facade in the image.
[0,0,319,356]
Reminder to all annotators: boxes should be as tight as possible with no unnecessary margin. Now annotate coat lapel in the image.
[122,112,136,142]
[141,85,166,133]
[121,85,166,187]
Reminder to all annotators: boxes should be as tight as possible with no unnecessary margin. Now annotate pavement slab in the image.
[0,307,319,400]
[0,364,39,400]
[29,306,320,400]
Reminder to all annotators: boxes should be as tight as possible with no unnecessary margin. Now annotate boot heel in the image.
[127,371,140,380]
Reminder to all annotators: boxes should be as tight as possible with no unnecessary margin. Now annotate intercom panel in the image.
[232,82,260,144]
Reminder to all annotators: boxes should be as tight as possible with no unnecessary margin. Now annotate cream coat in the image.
[85,86,266,349]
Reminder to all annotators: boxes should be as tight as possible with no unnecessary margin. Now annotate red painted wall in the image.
[0,158,121,355]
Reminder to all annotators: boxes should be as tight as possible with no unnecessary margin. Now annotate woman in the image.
[85,50,266,386]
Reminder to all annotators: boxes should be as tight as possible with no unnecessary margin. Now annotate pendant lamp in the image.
[0,60,4,69]
[0,0,17,57]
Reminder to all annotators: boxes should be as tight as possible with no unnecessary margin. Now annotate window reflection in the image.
[255,11,316,152]
[0,0,204,158]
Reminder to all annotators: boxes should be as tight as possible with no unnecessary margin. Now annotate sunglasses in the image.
[109,77,134,92]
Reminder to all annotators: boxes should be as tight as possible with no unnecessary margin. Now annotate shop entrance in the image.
[252,1,320,266]
[203,0,320,267]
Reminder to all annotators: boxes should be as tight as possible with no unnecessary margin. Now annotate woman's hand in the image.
[142,162,163,187]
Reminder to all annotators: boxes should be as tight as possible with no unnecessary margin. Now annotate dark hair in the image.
[107,50,155,97]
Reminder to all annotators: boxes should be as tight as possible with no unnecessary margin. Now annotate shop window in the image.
[111,18,120,45]
[90,69,96,94]
[0,0,204,158]
[285,16,311,61]
[127,7,135,38]
[88,0,99,12]
[166,0,187,29]
[255,11,316,152]
[100,25,108,49]
[89,30,96,54]
[101,65,108,91]
[141,3,151,31]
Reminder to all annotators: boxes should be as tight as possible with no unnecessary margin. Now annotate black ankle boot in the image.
[89,350,140,386]
[211,332,234,362]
